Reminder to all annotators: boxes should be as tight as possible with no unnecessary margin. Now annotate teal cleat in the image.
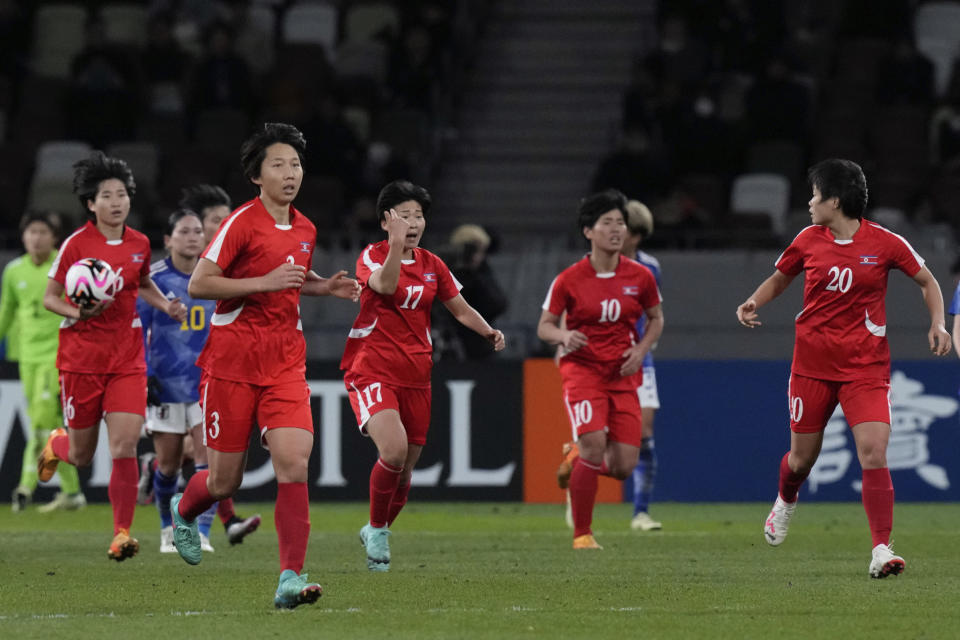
[359,523,391,572]
[171,493,202,565]
[274,569,323,609]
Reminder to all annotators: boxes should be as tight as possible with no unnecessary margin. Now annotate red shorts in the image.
[562,385,642,447]
[788,374,891,433]
[345,375,431,446]
[200,373,313,453]
[59,370,146,428]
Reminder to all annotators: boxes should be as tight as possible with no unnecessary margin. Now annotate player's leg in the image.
[384,384,430,529]
[570,429,606,549]
[37,372,103,479]
[631,367,661,529]
[104,411,145,561]
[14,362,40,510]
[388,443,422,527]
[151,427,184,553]
[189,430,217,551]
[34,363,84,512]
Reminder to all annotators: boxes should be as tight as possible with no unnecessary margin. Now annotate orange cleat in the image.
[556,441,579,489]
[573,534,603,550]
[108,528,140,562]
[37,428,66,483]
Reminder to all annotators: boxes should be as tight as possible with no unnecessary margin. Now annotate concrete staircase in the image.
[433,0,656,246]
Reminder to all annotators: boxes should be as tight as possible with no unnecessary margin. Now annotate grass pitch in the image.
[1,501,958,639]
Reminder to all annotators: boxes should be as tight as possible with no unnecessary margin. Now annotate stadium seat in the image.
[746,140,805,182]
[730,173,791,237]
[33,141,93,183]
[344,2,400,43]
[106,142,160,190]
[236,5,277,74]
[869,207,910,233]
[342,105,372,144]
[915,37,959,97]
[100,3,148,45]
[31,3,88,79]
[281,2,339,55]
[915,2,960,47]
[333,40,389,86]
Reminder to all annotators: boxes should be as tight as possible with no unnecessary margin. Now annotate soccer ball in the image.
[65,258,118,307]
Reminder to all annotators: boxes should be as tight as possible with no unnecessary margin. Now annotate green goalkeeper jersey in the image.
[0,251,60,364]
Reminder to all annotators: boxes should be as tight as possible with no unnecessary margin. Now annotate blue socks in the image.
[153,469,178,528]
[632,437,657,516]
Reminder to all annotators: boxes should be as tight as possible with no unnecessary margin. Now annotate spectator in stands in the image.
[301,94,364,196]
[592,123,675,210]
[446,224,508,360]
[141,12,192,115]
[187,21,254,127]
[389,23,439,114]
[745,53,810,144]
[875,35,935,107]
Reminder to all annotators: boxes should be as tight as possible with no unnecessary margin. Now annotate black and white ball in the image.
[64,258,118,307]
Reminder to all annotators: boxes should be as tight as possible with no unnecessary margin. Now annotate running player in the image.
[737,158,951,578]
[1,212,84,513]
[169,123,360,609]
[538,189,663,550]
[342,179,505,572]
[38,151,187,561]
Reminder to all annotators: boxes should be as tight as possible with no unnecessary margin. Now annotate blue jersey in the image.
[634,250,662,368]
[949,281,960,317]
[137,258,214,402]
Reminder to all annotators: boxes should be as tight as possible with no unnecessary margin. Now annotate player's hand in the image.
[327,270,362,301]
[166,297,188,322]
[929,323,951,356]
[146,375,164,407]
[485,328,505,352]
[78,299,111,320]
[262,263,306,291]
[383,208,410,246]
[736,299,761,328]
[562,329,588,352]
[620,345,646,377]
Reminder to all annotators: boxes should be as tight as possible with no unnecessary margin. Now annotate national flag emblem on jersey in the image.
[424,272,436,282]
[300,241,312,253]
[131,253,145,263]
[860,255,878,265]
[622,285,639,295]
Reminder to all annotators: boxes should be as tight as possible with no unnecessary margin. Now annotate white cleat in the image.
[869,543,905,579]
[630,511,662,531]
[160,526,176,553]
[200,533,215,552]
[37,491,86,513]
[764,495,797,546]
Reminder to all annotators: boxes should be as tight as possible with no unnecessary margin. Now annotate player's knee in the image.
[207,475,240,499]
[71,449,95,467]
[608,465,632,480]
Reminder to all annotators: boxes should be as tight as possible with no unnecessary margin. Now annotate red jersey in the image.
[196,198,316,385]
[49,221,151,374]
[543,254,661,390]
[340,241,461,388]
[775,220,924,381]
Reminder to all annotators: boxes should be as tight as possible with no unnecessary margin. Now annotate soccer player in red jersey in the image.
[736,158,951,578]
[341,180,505,572]
[537,189,664,550]
[38,151,187,561]
[169,123,360,609]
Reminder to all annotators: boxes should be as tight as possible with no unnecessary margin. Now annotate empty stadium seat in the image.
[730,173,791,236]
[281,2,339,54]
[100,3,148,45]
[344,2,400,43]
[32,3,88,78]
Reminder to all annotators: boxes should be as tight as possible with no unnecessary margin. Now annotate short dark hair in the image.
[179,184,232,221]
[239,122,306,181]
[375,180,432,222]
[165,208,202,235]
[72,151,136,215]
[578,188,628,230]
[19,211,62,239]
[808,158,868,219]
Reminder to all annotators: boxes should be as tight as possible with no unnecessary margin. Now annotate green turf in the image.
[1,502,958,639]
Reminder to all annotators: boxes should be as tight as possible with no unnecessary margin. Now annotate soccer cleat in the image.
[764,495,797,546]
[137,452,156,505]
[869,543,905,579]
[11,487,30,513]
[564,490,573,529]
[274,569,323,609]
[573,534,603,550]
[556,441,579,489]
[200,533,215,552]
[630,511,662,531]
[226,514,262,545]
[108,528,140,561]
[37,428,66,483]
[171,493,202,565]
[160,526,176,553]
[359,523,391,572]
[37,491,87,513]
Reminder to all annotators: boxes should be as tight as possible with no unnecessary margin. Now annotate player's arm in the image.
[620,303,663,377]
[187,256,306,300]
[366,209,408,295]
[138,271,187,322]
[952,314,960,357]
[0,267,15,341]
[442,293,505,351]
[537,308,587,352]
[736,269,796,328]
[912,266,951,356]
[43,278,106,320]
[301,270,361,301]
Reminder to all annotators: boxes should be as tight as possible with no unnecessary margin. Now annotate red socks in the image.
[388,481,410,526]
[52,433,71,463]
[862,467,894,547]
[276,482,310,574]
[370,458,403,528]
[778,452,809,503]
[569,458,601,537]
[217,497,236,524]
[177,470,215,521]
[108,457,138,534]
